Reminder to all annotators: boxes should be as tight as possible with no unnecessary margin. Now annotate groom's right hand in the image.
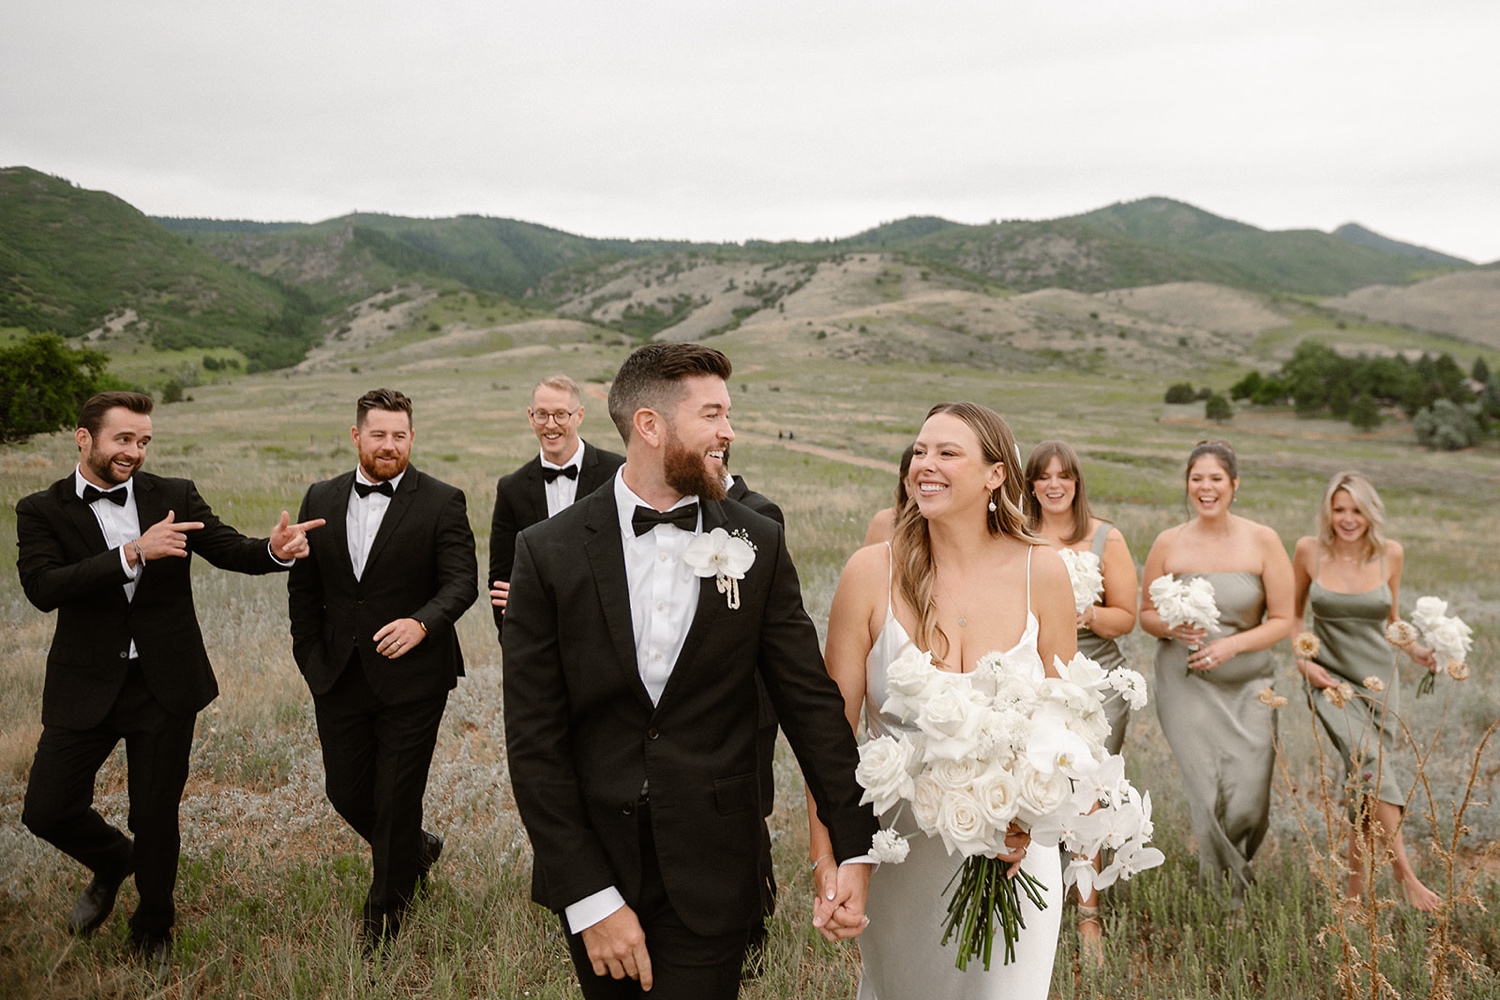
[582,905,653,990]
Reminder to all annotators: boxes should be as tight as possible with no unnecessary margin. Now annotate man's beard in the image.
[663,425,726,502]
[86,446,137,486]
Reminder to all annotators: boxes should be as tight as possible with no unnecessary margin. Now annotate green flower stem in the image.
[940,855,1049,971]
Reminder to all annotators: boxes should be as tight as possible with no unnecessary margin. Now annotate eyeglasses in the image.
[529,408,580,426]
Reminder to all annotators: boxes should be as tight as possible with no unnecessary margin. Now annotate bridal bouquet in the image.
[1058,549,1105,617]
[856,645,1162,971]
[1148,574,1221,653]
[1398,596,1474,697]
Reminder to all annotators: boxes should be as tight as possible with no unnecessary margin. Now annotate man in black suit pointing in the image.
[503,344,876,998]
[288,388,477,946]
[489,374,623,637]
[17,390,321,972]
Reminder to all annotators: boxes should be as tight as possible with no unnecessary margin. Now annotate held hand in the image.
[813,862,872,941]
[580,905,653,989]
[489,579,510,611]
[1188,639,1232,672]
[374,618,427,659]
[998,823,1031,878]
[1172,623,1208,646]
[1408,643,1438,672]
[270,510,325,561]
[134,510,205,562]
[1297,658,1338,689]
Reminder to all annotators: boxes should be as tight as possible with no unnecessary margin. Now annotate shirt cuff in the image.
[841,855,877,866]
[118,545,143,580]
[267,541,295,568]
[565,887,626,934]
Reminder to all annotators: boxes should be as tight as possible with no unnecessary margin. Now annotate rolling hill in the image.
[0,167,319,369]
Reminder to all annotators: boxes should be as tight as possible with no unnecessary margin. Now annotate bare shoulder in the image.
[1029,542,1071,587]
[1293,535,1319,563]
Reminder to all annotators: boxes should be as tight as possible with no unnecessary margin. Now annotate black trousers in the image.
[313,654,447,934]
[564,802,749,1000]
[22,660,194,941]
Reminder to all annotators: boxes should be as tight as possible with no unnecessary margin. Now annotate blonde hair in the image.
[1317,470,1386,564]
[893,402,1039,668]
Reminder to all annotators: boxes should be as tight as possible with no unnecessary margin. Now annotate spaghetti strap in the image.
[882,540,896,623]
[1025,545,1034,614]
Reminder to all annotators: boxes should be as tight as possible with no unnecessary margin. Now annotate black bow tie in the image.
[82,484,128,506]
[542,464,579,483]
[354,480,395,499]
[632,504,699,536]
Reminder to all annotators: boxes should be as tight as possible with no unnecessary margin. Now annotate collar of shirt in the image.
[540,439,585,474]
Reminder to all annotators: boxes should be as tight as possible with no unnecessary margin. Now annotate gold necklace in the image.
[937,572,972,628]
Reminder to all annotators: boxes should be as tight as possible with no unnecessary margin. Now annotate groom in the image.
[503,343,876,998]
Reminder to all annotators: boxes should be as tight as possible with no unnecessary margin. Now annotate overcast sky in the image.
[4,1,1497,262]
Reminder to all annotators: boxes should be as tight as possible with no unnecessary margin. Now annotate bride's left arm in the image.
[1032,545,1079,676]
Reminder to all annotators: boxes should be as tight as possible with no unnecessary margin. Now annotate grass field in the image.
[2,334,1497,998]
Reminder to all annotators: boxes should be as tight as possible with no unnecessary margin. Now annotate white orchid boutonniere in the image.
[683,528,757,609]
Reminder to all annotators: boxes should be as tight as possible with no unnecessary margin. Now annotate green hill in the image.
[1332,222,1472,266]
[159,212,708,303]
[0,167,318,369]
[1069,197,1468,294]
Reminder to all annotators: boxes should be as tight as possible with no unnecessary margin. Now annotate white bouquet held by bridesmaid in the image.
[1400,595,1474,697]
[856,645,1162,971]
[1148,573,1221,657]
[1058,549,1104,617]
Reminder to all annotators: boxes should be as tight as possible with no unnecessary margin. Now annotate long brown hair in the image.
[1023,440,1095,545]
[893,402,1039,667]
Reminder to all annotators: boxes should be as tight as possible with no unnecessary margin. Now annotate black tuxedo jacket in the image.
[288,467,477,704]
[16,472,285,728]
[502,485,877,937]
[489,440,623,635]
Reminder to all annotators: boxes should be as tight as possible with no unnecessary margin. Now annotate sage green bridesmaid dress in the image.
[1077,523,1130,756]
[1153,572,1275,904]
[1307,575,1406,815]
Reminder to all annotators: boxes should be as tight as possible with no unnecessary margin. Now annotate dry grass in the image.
[1,334,1497,997]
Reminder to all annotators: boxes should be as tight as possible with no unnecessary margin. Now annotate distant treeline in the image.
[153,217,308,233]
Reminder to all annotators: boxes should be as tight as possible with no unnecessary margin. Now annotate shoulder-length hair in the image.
[1317,470,1386,564]
[893,402,1039,668]
[1023,440,1095,545]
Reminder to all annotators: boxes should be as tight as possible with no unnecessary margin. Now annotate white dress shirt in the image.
[541,440,585,518]
[75,468,143,657]
[347,469,405,580]
[565,469,703,934]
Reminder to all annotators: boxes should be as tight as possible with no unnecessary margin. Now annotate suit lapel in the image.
[525,460,548,524]
[581,488,654,710]
[365,468,417,573]
[56,477,109,552]
[324,471,357,580]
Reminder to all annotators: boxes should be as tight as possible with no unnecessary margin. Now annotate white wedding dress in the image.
[857,546,1062,1000]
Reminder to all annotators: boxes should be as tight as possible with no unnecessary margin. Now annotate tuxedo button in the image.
[647,728,659,740]
[119,651,128,659]
[622,802,634,816]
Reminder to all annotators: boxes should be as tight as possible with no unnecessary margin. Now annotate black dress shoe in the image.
[67,865,132,935]
[417,830,443,884]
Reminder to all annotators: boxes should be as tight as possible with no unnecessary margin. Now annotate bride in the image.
[808,402,1076,999]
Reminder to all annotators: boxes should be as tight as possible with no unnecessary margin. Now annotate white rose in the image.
[855,735,917,815]
[1411,595,1449,629]
[880,645,936,722]
[933,789,991,857]
[1014,763,1071,827]
[914,684,987,761]
[911,772,944,832]
[969,766,1021,831]
[1056,652,1110,693]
